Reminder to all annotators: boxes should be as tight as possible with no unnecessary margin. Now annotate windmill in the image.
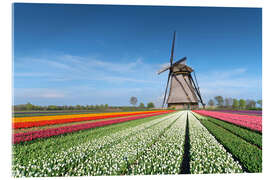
[158,31,205,110]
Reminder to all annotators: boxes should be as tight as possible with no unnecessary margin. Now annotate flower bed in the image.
[12,111,181,177]
[13,111,172,144]
[13,110,173,129]
[193,110,262,132]
[215,110,262,116]
[188,112,243,173]
[128,111,186,175]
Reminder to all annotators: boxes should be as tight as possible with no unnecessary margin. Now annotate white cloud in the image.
[40,92,66,98]
[15,54,156,84]
[200,78,259,88]
[196,67,261,102]
[45,60,73,70]
[14,72,52,77]
[57,54,144,73]
[14,88,67,99]
[100,76,156,83]
[199,68,247,80]
[18,57,74,71]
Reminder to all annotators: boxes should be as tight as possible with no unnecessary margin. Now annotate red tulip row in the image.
[13,111,169,129]
[13,111,170,144]
[193,110,262,132]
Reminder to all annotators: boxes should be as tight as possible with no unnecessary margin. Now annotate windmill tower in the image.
[158,31,205,110]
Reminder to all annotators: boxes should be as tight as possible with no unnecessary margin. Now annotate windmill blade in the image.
[193,72,205,107]
[169,31,176,66]
[189,74,205,106]
[157,64,171,74]
[193,71,200,92]
[183,75,199,102]
[162,72,172,108]
[172,57,187,66]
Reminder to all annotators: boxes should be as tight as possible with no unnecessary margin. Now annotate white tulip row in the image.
[69,111,184,176]
[12,111,181,177]
[188,111,243,174]
[128,111,187,175]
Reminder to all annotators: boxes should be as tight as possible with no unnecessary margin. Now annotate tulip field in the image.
[193,110,262,132]
[212,110,262,116]
[12,109,262,177]
[13,111,173,144]
[12,110,171,129]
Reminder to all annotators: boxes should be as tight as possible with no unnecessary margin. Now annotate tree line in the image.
[13,103,111,111]
[207,96,262,110]
[129,96,155,109]
[13,97,155,111]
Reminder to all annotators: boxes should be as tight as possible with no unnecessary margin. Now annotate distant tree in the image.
[246,99,256,109]
[48,105,58,110]
[257,100,262,108]
[75,105,81,110]
[250,100,256,109]
[239,99,246,109]
[63,105,68,110]
[214,96,224,107]
[104,104,109,109]
[224,98,233,108]
[229,98,233,107]
[139,102,145,108]
[224,98,229,108]
[232,99,239,109]
[246,100,251,109]
[130,96,138,106]
[208,99,215,107]
[26,102,33,111]
[147,102,155,108]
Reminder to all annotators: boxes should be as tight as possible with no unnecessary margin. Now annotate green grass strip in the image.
[207,117,261,148]
[199,118,262,173]
[192,112,262,149]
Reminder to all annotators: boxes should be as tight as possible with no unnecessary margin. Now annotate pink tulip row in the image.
[193,110,262,132]
[13,111,168,144]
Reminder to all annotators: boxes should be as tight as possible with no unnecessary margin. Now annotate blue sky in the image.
[13,3,262,107]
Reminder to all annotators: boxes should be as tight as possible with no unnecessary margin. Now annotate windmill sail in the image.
[157,65,171,75]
